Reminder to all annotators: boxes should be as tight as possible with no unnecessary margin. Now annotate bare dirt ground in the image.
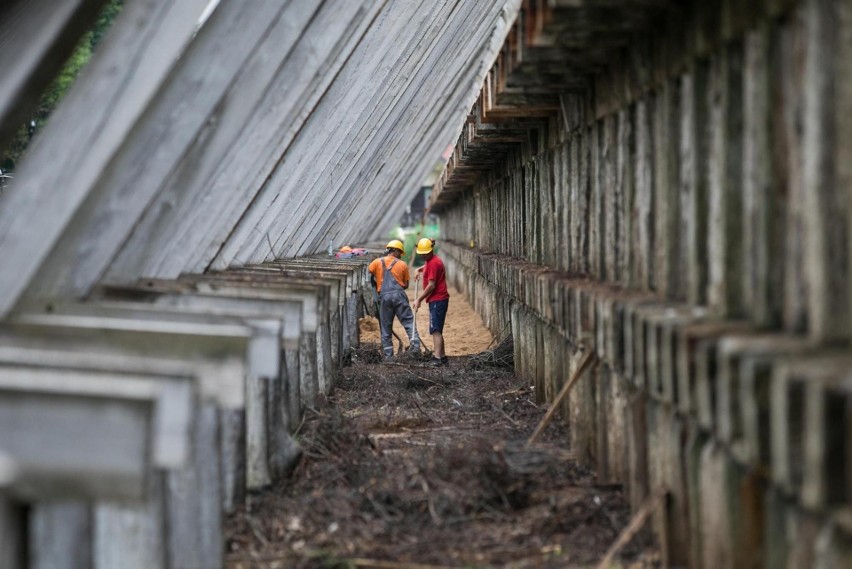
[224,346,658,568]
[359,285,494,356]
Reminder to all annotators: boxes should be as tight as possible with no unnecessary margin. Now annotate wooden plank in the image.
[132,279,321,333]
[779,6,809,335]
[1,315,251,408]
[211,0,449,267]
[16,0,297,308]
[801,0,852,343]
[125,294,303,348]
[245,320,279,490]
[106,1,382,281]
[219,0,519,264]
[706,41,745,317]
[680,64,710,305]
[30,502,92,569]
[327,2,524,250]
[633,98,654,290]
[94,473,168,569]
[0,387,150,501]
[743,23,781,328]
[0,496,25,569]
[0,0,211,316]
[653,79,682,300]
[9,304,281,498]
[166,403,223,569]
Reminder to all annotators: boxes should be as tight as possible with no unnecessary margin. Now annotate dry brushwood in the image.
[467,334,514,369]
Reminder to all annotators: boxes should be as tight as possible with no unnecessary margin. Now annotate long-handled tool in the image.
[411,278,421,352]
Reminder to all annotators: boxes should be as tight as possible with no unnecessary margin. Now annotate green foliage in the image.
[38,34,93,116]
[1,0,123,170]
[90,0,124,50]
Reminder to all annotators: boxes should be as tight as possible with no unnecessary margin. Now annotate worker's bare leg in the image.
[432,332,445,359]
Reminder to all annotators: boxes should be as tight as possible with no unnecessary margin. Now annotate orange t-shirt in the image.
[368,256,410,292]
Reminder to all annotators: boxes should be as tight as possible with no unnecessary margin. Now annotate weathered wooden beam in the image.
[0,365,193,501]
[221,0,524,261]
[0,0,212,316]
[8,0,314,312]
[104,0,383,283]
[0,496,26,569]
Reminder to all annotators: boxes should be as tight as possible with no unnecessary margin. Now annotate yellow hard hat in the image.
[415,237,433,255]
[385,239,405,253]
[339,245,353,253]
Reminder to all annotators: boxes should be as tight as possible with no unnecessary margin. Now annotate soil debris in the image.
[225,352,658,569]
[359,286,494,356]
[466,334,514,370]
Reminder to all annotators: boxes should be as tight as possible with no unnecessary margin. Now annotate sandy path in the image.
[359,285,493,355]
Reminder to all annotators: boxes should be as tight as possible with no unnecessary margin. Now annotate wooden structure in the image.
[4,0,852,566]
[435,0,852,566]
[0,0,524,566]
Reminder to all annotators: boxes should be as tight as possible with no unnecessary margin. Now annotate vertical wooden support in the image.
[634,99,655,290]
[603,114,621,284]
[653,79,682,300]
[707,41,746,317]
[284,347,301,433]
[0,496,26,569]
[577,133,591,274]
[166,404,223,569]
[30,501,92,569]
[299,332,319,408]
[802,0,852,343]
[219,409,245,515]
[616,109,633,288]
[680,64,710,306]
[743,23,783,329]
[94,474,168,569]
[590,124,603,279]
[779,7,809,334]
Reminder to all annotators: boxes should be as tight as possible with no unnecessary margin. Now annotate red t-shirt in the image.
[422,255,449,302]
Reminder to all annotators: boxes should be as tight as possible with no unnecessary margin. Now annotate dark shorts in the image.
[428,298,449,335]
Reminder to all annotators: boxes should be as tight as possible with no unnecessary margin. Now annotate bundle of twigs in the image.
[350,343,384,365]
[467,334,514,369]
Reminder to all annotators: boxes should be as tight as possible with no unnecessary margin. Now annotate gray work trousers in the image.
[379,290,420,357]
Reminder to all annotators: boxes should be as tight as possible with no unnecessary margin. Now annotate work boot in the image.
[440,356,449,366]
[429,357,444,367]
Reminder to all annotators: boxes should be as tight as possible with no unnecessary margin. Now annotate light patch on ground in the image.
[359,285,493,355]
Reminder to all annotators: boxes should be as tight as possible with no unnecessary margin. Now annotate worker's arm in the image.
[413,280,436,311]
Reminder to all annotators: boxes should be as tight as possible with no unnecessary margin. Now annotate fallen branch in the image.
[594,488,667,569]
[526,349,598,446]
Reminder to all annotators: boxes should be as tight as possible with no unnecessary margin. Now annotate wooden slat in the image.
[105,0,383,282]
[0,0,211,316]
[217,0,522,265]
[9,0,296,311]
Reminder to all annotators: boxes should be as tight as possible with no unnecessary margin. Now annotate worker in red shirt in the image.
[369,240,420,360]
[413,238,449,367]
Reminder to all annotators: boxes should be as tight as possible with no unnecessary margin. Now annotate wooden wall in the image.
[437,0,852,566]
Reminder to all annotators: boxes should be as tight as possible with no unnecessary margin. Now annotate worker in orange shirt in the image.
[369,240,420,359]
